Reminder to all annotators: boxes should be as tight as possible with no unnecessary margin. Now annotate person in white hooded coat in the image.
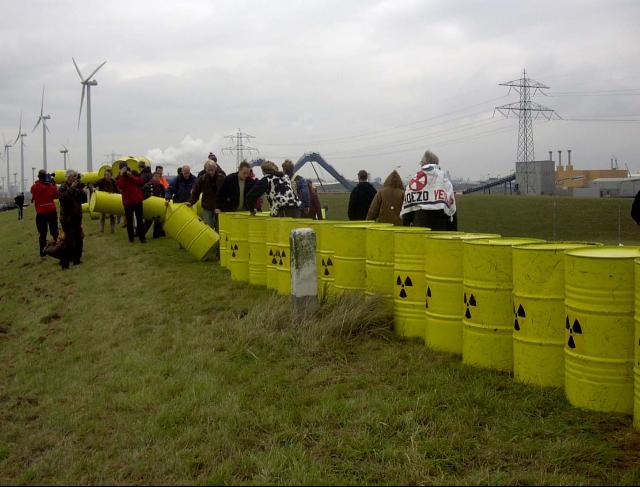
[400,150,457,230]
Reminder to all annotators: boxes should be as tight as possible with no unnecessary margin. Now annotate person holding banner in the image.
[400,150,457,231]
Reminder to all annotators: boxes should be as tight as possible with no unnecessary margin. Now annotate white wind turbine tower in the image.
[73,57,107,172]
[14,113,27,193]
[2,135,12,196]
[32,86,52,172]
[60,145,69,170]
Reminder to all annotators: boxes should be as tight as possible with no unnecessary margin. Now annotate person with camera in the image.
[116,163,147,243]
[30,169,60,256]
[58,170,87,269]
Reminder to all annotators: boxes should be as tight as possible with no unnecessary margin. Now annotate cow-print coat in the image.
[246,171,301,216]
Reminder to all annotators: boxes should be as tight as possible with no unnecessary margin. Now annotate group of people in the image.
[348,149,457,230]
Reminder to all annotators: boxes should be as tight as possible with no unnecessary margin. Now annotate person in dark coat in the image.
[31,170,59,256]
[216,161,256,213]
[116,164,146,243]
[348,170,377,220]
[189,160,226,231]
[14,192,25,220]
[58,170,87,269]
[245,161,301,217]
[144,171,168,238]
[305,180,323,220]
[165,164,196,203]
[367,170,405,226]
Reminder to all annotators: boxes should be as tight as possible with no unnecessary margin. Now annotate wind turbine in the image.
[73,57,107,172]
[32,85,51,171]
[60,145,69,170]
[14,113,27,193]
[2,135,12,196]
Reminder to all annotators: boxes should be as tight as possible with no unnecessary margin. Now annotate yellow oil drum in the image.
[564,246,640,414]
[89,190,125,216]
[635,258,640,429]
[79,171,100,185]
[52,170,67,184]
[265,216,282,291]
[304,220,333,299]
[333,223,381,294]
[248,215,268,286]
[97,164,112,178]
[164,203,220,261]
[142,196,168,221]
[462,237,543,371]
[229,213,250,282]
[193,194,204,218]
[424,233,500,355]
[218,212,233,268]
[112,158,140,175]
[81,202,100,220]
[365,226,398,308]
[512,242,601,388]
[393,227,433,339]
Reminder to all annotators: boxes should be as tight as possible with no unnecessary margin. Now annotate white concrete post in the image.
[290,228,318,315]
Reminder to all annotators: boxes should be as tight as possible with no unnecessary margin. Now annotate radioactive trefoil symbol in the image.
[566,316,582,349]
[231,244,238,258]
[513,303,526,331]
[322,257,333,276]
[279,249,286,266]
[463,292,477,319]
[425,286,432,308]
[269,248,277,265]
[397,276,413,298]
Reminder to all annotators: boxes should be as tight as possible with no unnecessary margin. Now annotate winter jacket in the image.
[216,172,257,212]
[290,174,311,210]
[58,183,87,225]
[144,180,166,199]
[14,194,25,207]
[95,177,119,194]
[348,181,377,220]
[30,180,59,215]
[190,169,227,211]
[116,173,145,206]
[166,173,197,203]
[246,172,301,216]
[400,164,456,219]
[366,170,404,226]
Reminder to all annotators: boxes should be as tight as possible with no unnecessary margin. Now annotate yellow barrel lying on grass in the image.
[89,190,125,216]
[81,202,100,220]
[142,196,168,221]
[462,237,543,371]
[229,213,250,282]
[164,203,219,261]
[334,223,382,294]
[218,212,233,268]
[512,242,601,388]
[248,214,268,286]
[366,226,398,308]
[564,246,640,414]
[393,227,433,339]
[423,233,499,355]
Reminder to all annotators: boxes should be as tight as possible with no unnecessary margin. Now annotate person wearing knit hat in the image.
[245,160,301,217]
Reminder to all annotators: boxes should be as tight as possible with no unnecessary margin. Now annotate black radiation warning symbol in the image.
[231,244,238,257]
[270,249,278,265]
[397,276,413,298]
[425,286,432,308]
[566,316,582,349]
[322,257,333,276]
[463,292,476,319]
[280,250,286,266]
[513,304,526,331]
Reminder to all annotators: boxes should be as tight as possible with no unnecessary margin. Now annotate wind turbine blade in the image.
[41,86,45,116]
[45,123,51,134]
[32,117,41,133]
[86,61,107,81]
[14,113,22,144]
[72,57,84,80]
[78,84,86,128]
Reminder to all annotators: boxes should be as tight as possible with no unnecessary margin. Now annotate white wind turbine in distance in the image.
[32,85,51,172]
[14,113,27,193]
[2,135,12,196]
[60,145,69,170]
[73,57,107,172]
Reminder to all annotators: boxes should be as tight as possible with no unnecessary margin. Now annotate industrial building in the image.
[553,150,628,190]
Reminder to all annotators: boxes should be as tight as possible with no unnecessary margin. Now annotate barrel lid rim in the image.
[428,233,500,241]
[465,237,545,246]
[565,246,640,258]
[513,242,602,251]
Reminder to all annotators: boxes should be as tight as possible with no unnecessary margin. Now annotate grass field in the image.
[2,199,640,485]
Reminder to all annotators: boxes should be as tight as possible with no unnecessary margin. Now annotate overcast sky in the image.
[1,0,639,186]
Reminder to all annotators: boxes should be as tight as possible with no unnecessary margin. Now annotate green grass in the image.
[319,193,640,244]
[2,205,640,485]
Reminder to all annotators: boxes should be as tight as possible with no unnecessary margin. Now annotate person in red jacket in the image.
[116,163,147,243]
[30,169,60,256]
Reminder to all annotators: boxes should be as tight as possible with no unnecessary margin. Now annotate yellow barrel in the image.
[462,237,543,371]
[635,258,640,429]
[248,215,268,286]
[218,212,233,268]
[53,170,66,184]
[142,196,168,221]
[229,213,250,282]
[366,226,398,308]
[393,227,433,339]
[193,194,203,218]
[564,246,640,414]
[81,202,100,220]
[334,223,381,294]
[112,158,140,175]
[79,171,100,185]
[304,220,333,299]
[89,190,125,216]
[424,233,500,355]
[97,164,112,178]
[164,203,220,261]
[265,217,282,291]
[512,242,601,388]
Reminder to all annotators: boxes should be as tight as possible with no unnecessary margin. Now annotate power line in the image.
[222,129,259,169]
